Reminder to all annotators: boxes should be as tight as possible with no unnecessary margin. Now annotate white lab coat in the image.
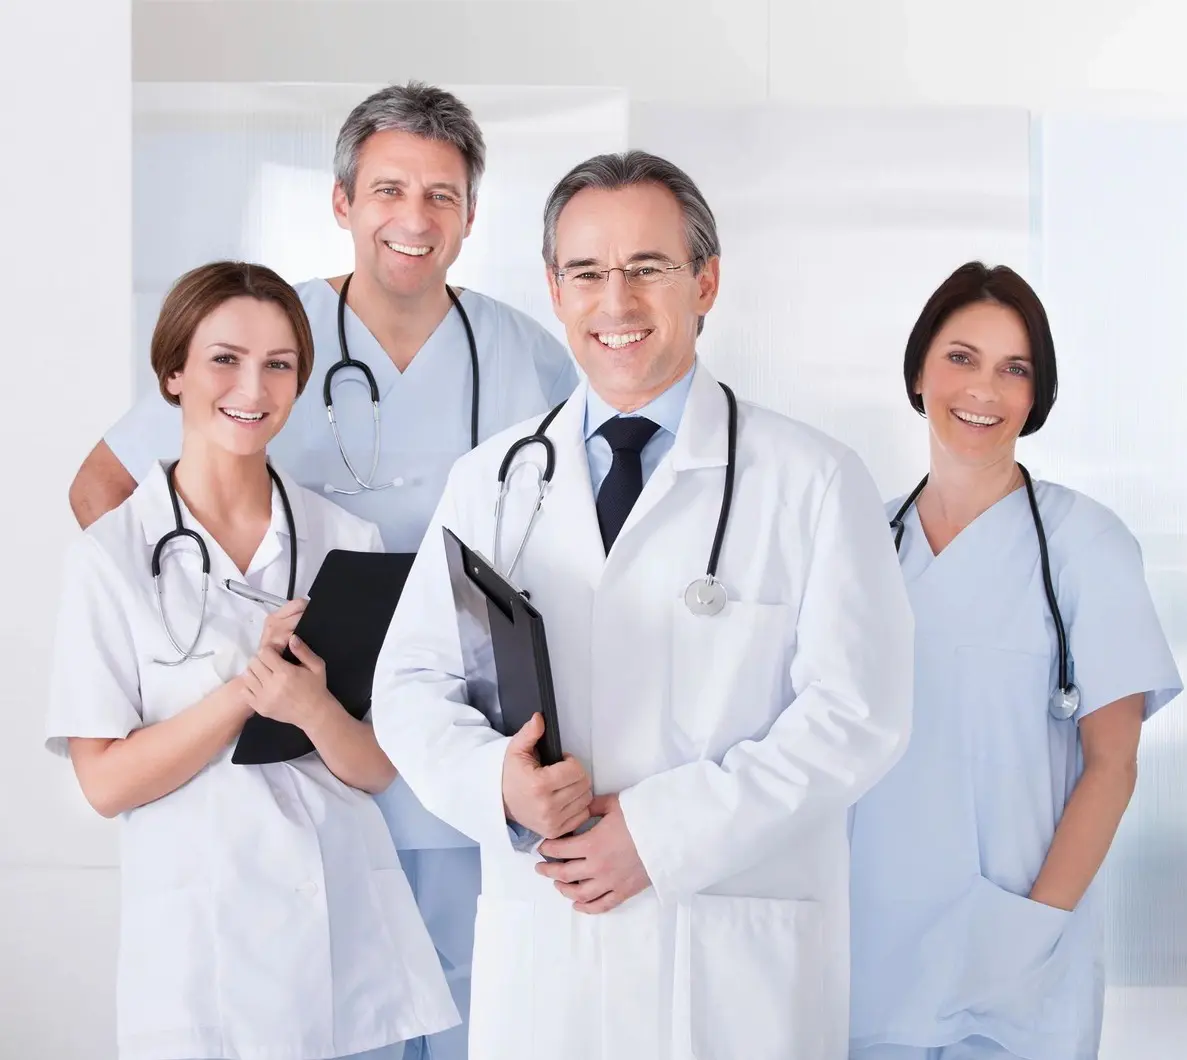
[45,461,460,1060]
[371,364,915,1060]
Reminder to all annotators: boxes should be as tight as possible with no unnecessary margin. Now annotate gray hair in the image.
[542,150,721,269]
[334,81,486,210]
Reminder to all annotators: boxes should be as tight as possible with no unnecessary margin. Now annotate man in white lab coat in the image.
[371,150,915,1060]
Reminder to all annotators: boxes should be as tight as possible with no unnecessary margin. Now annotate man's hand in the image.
[242,637,331,730]
[258,598,307,653]
[535,794,651,913]
[501,713,592,839]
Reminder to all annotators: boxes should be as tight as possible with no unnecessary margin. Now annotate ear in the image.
[463,196,477,239]
[165,370,183,399]
[331,181,351,231]
[546,263,563,318]
[694,256,721,316]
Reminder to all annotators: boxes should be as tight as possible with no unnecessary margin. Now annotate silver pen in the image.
[222,579,289,609]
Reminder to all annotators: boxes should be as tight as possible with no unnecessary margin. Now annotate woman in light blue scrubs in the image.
[848,262,1182,1060]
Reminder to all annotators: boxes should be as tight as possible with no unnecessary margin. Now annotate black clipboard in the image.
[442,526,563,765]
[232,549,415,765]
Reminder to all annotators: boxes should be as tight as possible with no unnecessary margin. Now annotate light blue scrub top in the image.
[848,481,1182,1060]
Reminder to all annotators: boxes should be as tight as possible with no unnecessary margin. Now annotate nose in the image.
[394,193,433,237]
[236,361,266,403]
[598,269,640,318]
[966,365,1000,404]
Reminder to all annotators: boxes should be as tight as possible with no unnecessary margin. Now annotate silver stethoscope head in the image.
[1050,684,1081,721]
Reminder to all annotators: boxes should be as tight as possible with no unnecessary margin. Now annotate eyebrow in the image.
[207,342,299,357]
[559,250,678,270]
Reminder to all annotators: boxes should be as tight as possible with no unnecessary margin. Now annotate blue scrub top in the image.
[848,481,1181,1060]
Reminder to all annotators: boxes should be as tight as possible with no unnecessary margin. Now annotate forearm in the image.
[71,680,251,817]
[303,696,397,794]
[1029,760,1138,911]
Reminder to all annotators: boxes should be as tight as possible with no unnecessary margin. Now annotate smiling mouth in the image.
[384,240,432,257]
[220,408,267,426]
[595,329,652,350]
[951,409,1003,427]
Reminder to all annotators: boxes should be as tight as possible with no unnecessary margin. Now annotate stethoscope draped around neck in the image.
[151,460,297,666]
[492,380,739,617]
[889,463,1080,720]
[322,272,480,495]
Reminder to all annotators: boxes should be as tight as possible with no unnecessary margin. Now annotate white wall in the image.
[133,0,1187,113]
[0,2,132,1058]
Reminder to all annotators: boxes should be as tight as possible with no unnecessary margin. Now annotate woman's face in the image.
[915,300,1035,468]
[166,296,301,458]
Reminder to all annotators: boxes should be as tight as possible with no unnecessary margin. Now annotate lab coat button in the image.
[297,880,319,897]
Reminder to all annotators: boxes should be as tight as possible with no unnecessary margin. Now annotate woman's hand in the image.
[242,636,331,731]
[258,598,307,654]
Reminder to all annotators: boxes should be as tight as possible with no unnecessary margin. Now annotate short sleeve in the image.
[45,537,144,757]
[104,388,182,483]
[1063,523,1183,722]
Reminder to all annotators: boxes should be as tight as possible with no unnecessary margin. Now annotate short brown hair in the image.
[151,261,315,406]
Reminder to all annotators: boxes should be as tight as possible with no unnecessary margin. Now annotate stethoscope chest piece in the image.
[1050,684,1080,721]
[684,576,728,616]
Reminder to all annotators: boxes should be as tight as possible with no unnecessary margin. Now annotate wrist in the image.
[297,689,339,738]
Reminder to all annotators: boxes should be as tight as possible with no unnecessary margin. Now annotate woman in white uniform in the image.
[847,262,1182,1060]
[45,262,459,1060]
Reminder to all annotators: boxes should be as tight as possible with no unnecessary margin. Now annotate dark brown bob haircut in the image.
[150,261,315,406]
[904,261,1057,436]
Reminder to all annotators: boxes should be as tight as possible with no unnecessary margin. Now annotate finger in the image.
[575,890,623,915]
[587,793,618,819]
[256,645,285,671]
[287,635,323,671]
[534,857,590,883]
[556,878,611,904]
[508,712,544,754]
[538,830,589,860]
[553,784,594,823]
[276,598,307,619]
[540,756,589,789]
[247,658,272,685]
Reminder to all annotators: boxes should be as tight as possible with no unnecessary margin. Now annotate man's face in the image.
[334,129,474,300]
[547,182,719,411]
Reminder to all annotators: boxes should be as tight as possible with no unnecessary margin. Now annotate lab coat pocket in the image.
[955,875,1074,1031]
[467,896,535,1060]
[687,894,824,1060]
[117,884,218,1045]
[669,600,791,758]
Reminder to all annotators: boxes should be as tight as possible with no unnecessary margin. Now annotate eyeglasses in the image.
[553,259,701,290]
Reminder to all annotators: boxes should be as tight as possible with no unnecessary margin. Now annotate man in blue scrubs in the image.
[68,80,577,1060]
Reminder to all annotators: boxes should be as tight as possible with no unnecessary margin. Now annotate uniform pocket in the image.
[953,874,1074,1031]
[668,600,790,758]
[688,894,825,1060]
[467,896,535,1060]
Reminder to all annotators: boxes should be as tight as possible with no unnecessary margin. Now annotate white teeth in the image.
[221,409,264,422]
[385,241,431,256]
[597,331,649,349]
[953,410,1001,426]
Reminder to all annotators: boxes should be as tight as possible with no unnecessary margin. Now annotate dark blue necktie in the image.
[595,415,661,552]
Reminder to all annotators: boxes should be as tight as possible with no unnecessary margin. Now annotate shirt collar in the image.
[137,459,310,548]
[584,359,698,442]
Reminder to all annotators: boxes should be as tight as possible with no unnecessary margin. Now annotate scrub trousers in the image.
[398,846,481,1060]
[852,1040,1021,1060]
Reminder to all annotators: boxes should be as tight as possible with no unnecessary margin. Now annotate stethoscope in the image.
[323,272,480,495]
[889,463,1080,721]
[492,380,738,617]
[151,460,297,666]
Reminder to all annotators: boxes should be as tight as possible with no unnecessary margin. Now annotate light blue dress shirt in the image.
[583,361,696,497]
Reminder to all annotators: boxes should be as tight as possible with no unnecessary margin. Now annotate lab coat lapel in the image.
[607,362,729,558]
[531,381,606,588]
